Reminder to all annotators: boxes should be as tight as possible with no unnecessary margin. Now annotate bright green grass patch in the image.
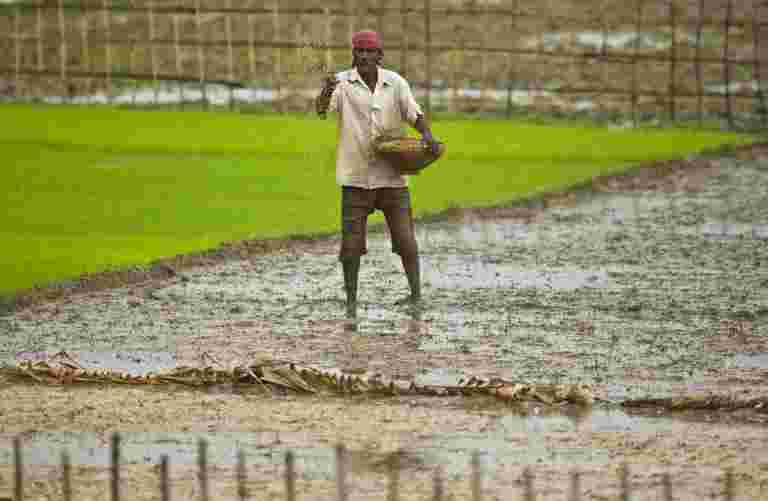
[1,104,754,294]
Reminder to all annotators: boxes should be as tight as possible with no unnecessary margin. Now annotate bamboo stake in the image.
[471,452,481,501]
[725,0,734,127]
[753,0,766,127]
[632,0,643,126]
[129,0,137,105]
[58,0,68,101]
[248,14,256,81]
[273,0,281,112]
[173,13,183,107]
[195,0,207,109]
[669,0,677,121]
[160,456,170,501]
[400,0,407,77]
[36,5,44,73]
[336,444,348,501]
[80,10,91,97]
[226,0,235,109]
[62,452,72,501]
[13,6,20,99]
[424,0,432,117]
[13,436,22,501]
[103,0,112,102]
[198,439,209,501]
[285,451,295,501]
[148,0,159,105]
[387,451,400,501]
[696,0,703,125]
[111,433,121,501]
[237,450,247,501]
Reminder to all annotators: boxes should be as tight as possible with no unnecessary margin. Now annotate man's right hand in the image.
[316,74,339,117]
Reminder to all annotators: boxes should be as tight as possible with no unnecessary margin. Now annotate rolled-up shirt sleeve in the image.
[328,83,342,114]
[398,77,423,126]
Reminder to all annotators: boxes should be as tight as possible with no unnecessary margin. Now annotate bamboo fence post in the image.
[424,0,432,117]
[36,4,44,79]
[284,451,295,501]
[160,456,170,501]
[336,444,348,501]
[725,0,733,128]
[753,0,766,127]
[59,0,68,100]
[61,452,72,501]
[103,0,112,102]
[273,0,281,112]
[195,0,207,109]
[148,0,159,105]
[198,439,209,501]
[13,436,22,501]
[471,452,481,501]
[80,9,91,98]
[662,471,672,501]
[226,0,235,109]
[248,14,256,81]
[400,0,407,77]
[632,0,643,126]
[111,433,121,501]
[569,470,581,501]
[237,450,247,501]
[173,13,183,107]
[387,451,399,501]
[13,5,20,99]
[325,7,332,73]
[669,0,677,122]
[695,0,703,125]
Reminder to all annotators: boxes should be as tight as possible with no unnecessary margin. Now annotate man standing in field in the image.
[315,30,440,317]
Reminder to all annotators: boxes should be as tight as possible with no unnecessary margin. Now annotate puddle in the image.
[732,353,768,369]
[423,259,607,291]
[10,351,178,376]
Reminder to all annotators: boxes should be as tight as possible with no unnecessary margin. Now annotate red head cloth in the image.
[352,30,382,50]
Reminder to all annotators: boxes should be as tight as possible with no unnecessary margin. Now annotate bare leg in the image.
[342,257,360,317]
[401,254,421,303]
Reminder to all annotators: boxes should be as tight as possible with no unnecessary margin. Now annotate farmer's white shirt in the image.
[328,67,423,189]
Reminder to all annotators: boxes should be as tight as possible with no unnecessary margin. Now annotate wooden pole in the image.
[13,437,22,501]
[325,7,332,73]
[632,0,643,126]
[248,14,256,81]
[569,470,581,501]
[36,5,44,75]
[13,6,20,100]
[620,463,630,501]
[273,0,281,112]
[198,439,209,501]
[58,0,68,101]
[432,468,443,501]
[754,0,767,127]
[471,452,481,501]
[237,450,247,501]
[111,433,121,501]
[424,0,432,117]
[148,0,159,105]
[195,0,207,109]
[226,0,235,110]
[336,445,348,501]
[103,0,112,102]
[62,452,72,501]
[696,0,703,126]
[80,10,91,97]
[669,0,677,121]
[387,451,400,501]
[725,0,734,127]
[284,451,295,501]
[400,0,407,77]
[522,467,534,501]
[173,13,183,107]
[160,456,170,501]
[129,0,137,105]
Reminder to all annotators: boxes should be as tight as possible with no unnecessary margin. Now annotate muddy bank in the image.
[1,144,767,499]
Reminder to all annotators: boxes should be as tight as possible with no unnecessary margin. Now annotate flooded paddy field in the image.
[1,147,767,499]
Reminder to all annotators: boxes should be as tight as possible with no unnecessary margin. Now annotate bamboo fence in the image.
[6,435,746,501]
[0,0,766,127]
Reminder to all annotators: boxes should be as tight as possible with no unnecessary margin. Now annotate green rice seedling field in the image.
[1,103,753,295]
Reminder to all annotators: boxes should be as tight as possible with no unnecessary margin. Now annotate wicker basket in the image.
[373,136,446,175]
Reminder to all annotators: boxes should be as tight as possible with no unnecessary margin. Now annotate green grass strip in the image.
[1,103,754,295]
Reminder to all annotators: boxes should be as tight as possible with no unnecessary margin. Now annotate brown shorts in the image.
[339,186,418,261]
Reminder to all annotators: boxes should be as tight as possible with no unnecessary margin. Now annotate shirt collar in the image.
[349,67,393,87]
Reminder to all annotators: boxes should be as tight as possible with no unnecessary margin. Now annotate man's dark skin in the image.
[318,46,439,316]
